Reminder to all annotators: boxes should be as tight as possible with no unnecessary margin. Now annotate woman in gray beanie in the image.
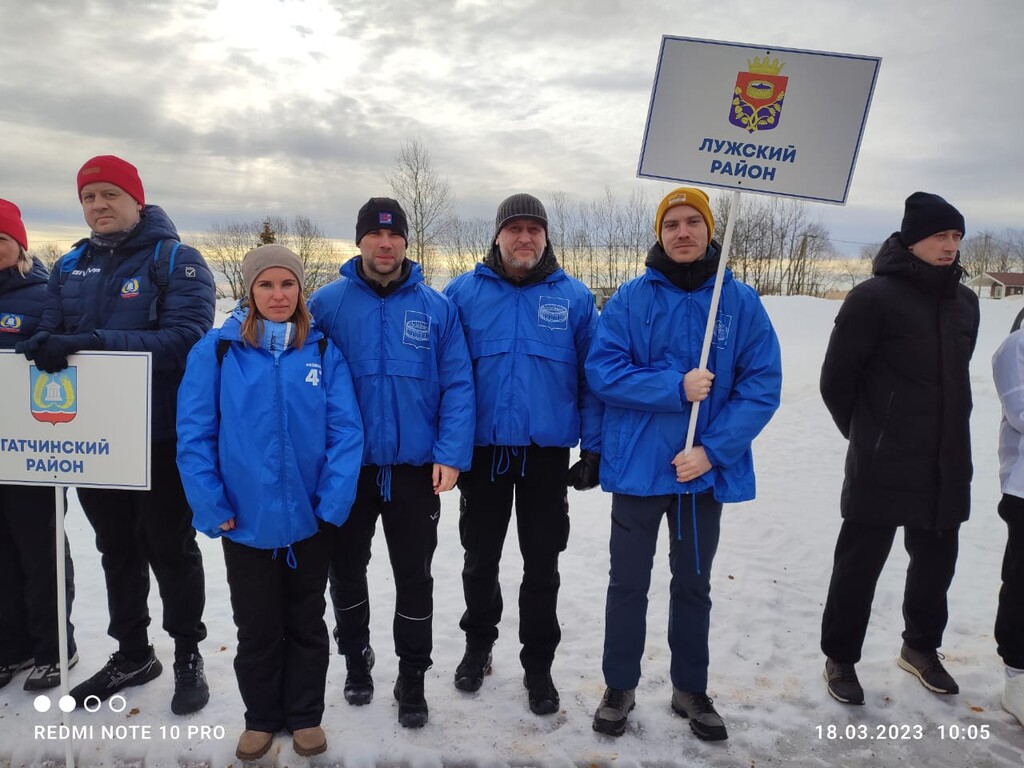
[177,244,364,760]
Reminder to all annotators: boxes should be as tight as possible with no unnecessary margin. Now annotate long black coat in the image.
[820,234,979,530]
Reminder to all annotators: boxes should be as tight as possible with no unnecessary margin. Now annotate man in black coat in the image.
[819,192,979,705]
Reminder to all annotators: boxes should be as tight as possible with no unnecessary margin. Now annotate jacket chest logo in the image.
[713,311,733,349]
[0,313,24,333]
[538,296,569,331]
[403,310,432,350]
[120,277,142,299]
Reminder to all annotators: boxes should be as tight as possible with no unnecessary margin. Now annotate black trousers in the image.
[328,464,439,674]
[821,519,959,663]
[0,485,76,665]
[457,445,570,672]
[76,439,206,656]
[996,494,1024,669]
[223,534,330,733]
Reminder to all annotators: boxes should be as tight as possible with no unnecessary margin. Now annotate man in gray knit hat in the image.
[443,194,602,715]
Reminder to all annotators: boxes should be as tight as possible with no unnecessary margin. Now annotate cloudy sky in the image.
[2,0,1019,256]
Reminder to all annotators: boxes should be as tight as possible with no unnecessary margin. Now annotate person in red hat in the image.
[17,156,216,715]
[0,199,78,693]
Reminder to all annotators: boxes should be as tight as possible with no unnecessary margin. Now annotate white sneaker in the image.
[1003,674,1024,727]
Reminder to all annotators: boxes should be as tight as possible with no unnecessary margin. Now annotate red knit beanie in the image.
[0,198,28,251]
[77,155,146,206]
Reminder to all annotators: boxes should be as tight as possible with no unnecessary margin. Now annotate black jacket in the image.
[820,234,979,529]
[0,257,49,348]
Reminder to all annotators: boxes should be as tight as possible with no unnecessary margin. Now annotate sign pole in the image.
[54,484,74,768]
[685,188,742,452]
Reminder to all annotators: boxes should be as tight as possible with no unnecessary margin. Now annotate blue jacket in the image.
[176,308,364,550]
[308,258,475,470]
[41,206,216,441]
[0,258,49,348]
[444,262,602,451]
[586,266,781,500]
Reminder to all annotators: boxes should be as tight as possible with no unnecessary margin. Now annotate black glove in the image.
[15,330,49,358]
[567,450,601,491]
[32,333,102,373]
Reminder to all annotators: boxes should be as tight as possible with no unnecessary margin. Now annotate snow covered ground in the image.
[3,293,1024,768]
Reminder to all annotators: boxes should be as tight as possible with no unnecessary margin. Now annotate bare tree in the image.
[385,137,454,286]
[440,214,491,284]
[29,242,66,270]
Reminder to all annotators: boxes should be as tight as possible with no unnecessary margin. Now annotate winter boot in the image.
[24,652,79,691]
[394,669,429,728]
[592,687,636,736]
[344,645,375,705]
[824,657,864,705]
[69,646,162,707]
[671,689,728,741]
[235,730,273,760]
[897,642,959,694]
[292,726,327,757]
[523,669,560,715]
[171,650,210,715]
[454,646,492,692]
[1003,671,1024,727]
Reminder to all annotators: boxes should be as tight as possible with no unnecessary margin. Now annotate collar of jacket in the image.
[645,240,722,292]
[873,233,966,297]
[482,242,561,286]
[340,256,422,297]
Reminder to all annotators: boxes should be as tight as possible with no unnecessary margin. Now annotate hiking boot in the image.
[292,725,327,757]
[671,689,729,741]
[0,658,34,689]
[523,670,560,715]
[69,646,163,707]
[1003,673,1024,727]
[171,650,209,715]
[897,643,959,694]
[592,687,635,736]
[343,645,375,706]
[235,730,273,760]
[454,646,492,692]
[24,652,79,691]
[824,657,864,705]
[394,670,429,728]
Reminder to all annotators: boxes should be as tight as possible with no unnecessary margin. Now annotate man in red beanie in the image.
[820,192,977,706]
[18,155,216,715]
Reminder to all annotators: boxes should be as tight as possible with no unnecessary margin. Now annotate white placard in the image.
[638,36,881,204]
[0,350,152,489]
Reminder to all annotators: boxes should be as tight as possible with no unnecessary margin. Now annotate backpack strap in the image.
[148,239,182,323]
[58,242,89,280]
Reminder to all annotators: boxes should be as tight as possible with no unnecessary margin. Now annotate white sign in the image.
[0,350,152,489]
[638,36,881,204]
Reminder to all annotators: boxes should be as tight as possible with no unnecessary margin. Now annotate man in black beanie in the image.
[819,192,978,706]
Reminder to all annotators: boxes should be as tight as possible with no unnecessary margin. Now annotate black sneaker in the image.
[897,643,959,694]
[24,653,79,691]
[671,689,728,741]
[454,647,492,692]
[344,645,375,706]
[592,687,636,736]
[171,651,209,715]
[523,670,560,715]
[69,647,163,707]
[824,657,864,705]
[0,658,34,689]
[393,670,428,728]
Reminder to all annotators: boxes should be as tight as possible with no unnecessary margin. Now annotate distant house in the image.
[965,272,1024,299]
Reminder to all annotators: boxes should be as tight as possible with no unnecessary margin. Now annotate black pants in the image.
[458,445,570,672]
[821,519,959,663]
[76,439,206,656]
[997,494,1024,669]
[0,485,76,666]
[328,464,439,674]
[223,534,330,732]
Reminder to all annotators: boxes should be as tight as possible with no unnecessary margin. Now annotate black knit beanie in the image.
[494,193,548,240]
[356,197,408,244]
[900,192,965,247]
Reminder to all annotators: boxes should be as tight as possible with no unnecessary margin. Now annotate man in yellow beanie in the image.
[586,186,782,741]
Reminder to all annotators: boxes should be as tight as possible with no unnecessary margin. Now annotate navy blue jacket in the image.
[0,258,48,348]
[41,206,216,441]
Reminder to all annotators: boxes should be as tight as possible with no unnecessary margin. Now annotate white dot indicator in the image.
[33,695,51,713]
[58,695,76,713]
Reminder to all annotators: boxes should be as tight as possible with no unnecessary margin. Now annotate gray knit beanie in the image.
[494,193,548,240]
[242,244,305,295]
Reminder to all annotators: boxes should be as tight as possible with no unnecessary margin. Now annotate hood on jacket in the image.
[483,241,560,286]
[645,239,723,292]
[873,233,965,297]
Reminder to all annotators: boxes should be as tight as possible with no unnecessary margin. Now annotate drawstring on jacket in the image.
[272,545,299,570]
[376,465,393,502]
[675,493,702,576]
[490,446,528,482]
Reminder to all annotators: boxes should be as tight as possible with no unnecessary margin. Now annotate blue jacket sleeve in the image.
[175,331,235,538]
[585,289,689,413]
[574,294,603,452]
[698,296,782,467]
[315,343,364,527]
[433,302,476,470]
[95,245,216,372]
